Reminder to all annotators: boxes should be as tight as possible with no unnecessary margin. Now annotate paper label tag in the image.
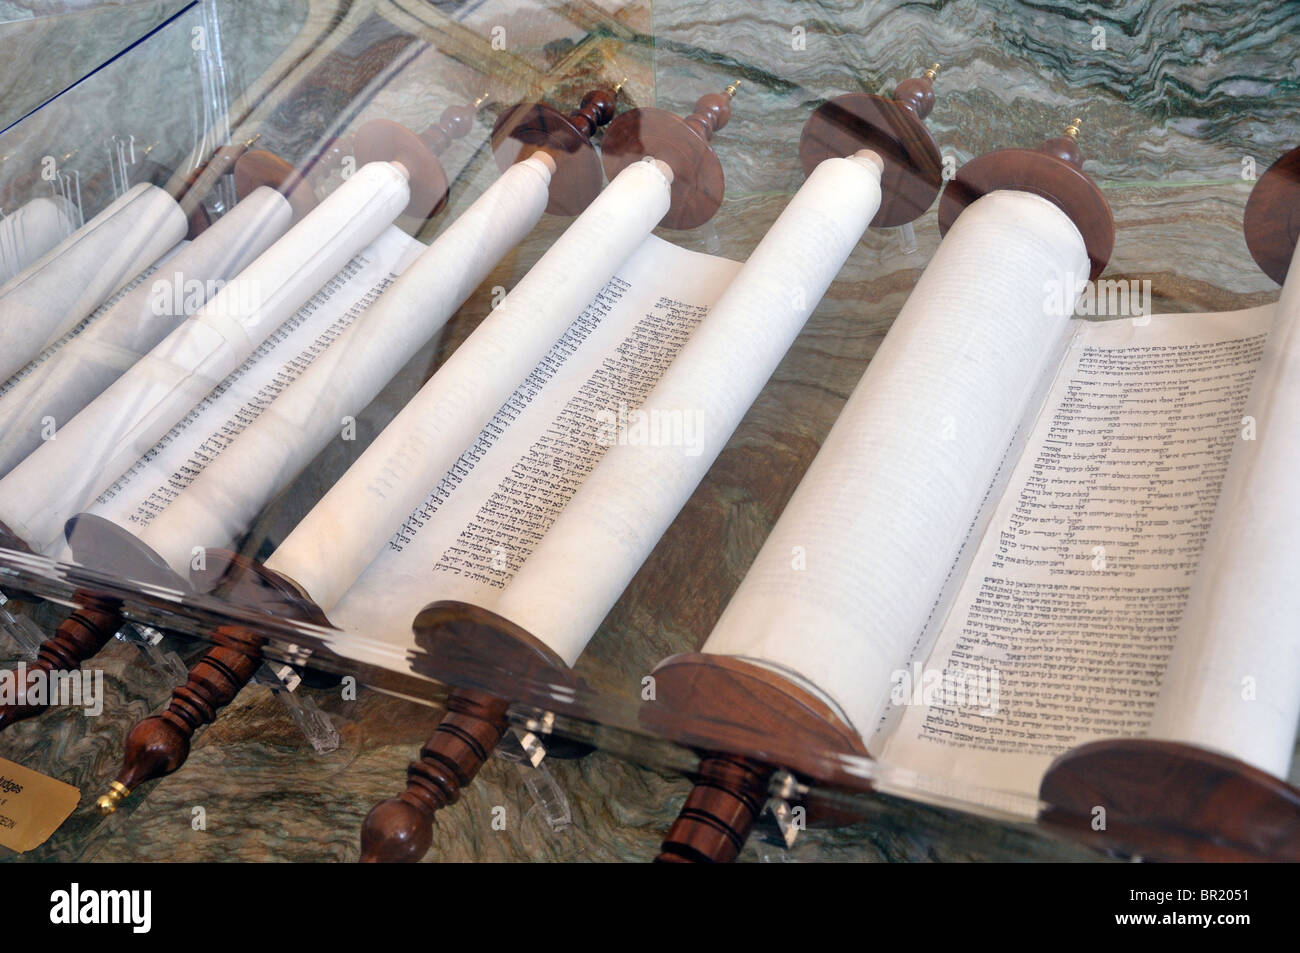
[0,756,80,852]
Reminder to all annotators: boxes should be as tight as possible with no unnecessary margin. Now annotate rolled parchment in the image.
[129,157,555,575]
[0,195,75,284]
[265,158,674,612]
[1149,240,1300,778]
[0,182,187,381]
[0,186,293,477]
[698,190,1089,737]
[0,162,410,554]
[488,152,888,664]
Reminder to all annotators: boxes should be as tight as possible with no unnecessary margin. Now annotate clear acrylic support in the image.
[0,590,48,659]
[253,662,341,754]
[496,728,573,834]
[897,221,918,254]
[119,623,189,686]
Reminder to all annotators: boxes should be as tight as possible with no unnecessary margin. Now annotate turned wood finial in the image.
[1039,117,1084,168]
[360,600,573,862]
[798,62,945,227]
[0,595,121,731]
[936,114,1115,280]
[682,80,740,143]
[97,550,328,812]
[600,81,741,230]
[97,626,263,813]
[492,82,625,216]
[891,63,940,120]
[1243,145,1300,285]
[359,690,509,862]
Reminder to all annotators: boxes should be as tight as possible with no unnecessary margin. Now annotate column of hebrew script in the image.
[327,235,740,656]
[1150,243,1300,779]
[880,304,1275,803]
[66,227,421,576]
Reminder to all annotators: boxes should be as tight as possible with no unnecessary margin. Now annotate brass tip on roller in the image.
[95,780,131,815]
[1065,117,1082,140]
[924,62,941,81]
[725,79,742,98]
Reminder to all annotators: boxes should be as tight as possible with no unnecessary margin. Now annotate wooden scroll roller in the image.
[651,66,949,864]
[85,82,631,808]
[359,602,590,863]
[1038,146,1300,863]
[599,81,741,230]
[1244,145,1300,286]
[1039,740,1300,861]
[650,655,870,863]
[94,547,333,814]
[799,63,944,227]
[0,134,279,731]
[0,105,485,732]
[233,95,486,224]
[491,80,624,216]
[938,117,1115,280]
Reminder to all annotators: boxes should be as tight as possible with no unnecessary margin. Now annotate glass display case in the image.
[0,0,1297,863]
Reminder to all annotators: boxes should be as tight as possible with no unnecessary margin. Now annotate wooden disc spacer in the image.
[232,148,317,222]
[600,84,738,230]
[938,122,1115,280]
[492,86,619,216]
[354,118,451,220]
[798,65,944,227]
[1040,738,1300,861]
[1243,146,1300,286]
[647,653,868,863]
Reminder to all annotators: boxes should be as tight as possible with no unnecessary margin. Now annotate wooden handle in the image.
[97,625,262,813]
[656,754,769,863]
[0,594,120,731]
[644,653,868,862]
[418,97,485,154]
[359,600,572,862]
[681,82,739,143]
[97,550,327,813]
[360,690,509,863]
